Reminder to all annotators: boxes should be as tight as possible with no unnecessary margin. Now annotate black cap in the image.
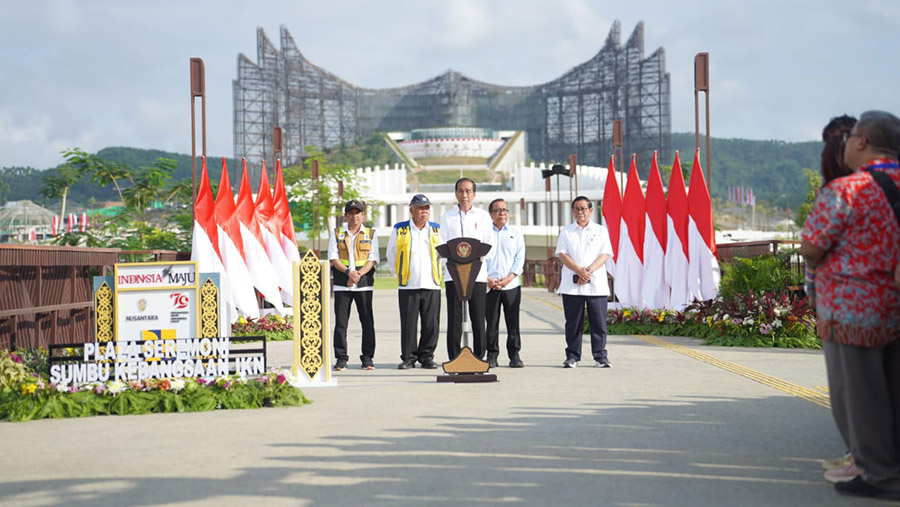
[409,194,431,206]
[344,200,364,213]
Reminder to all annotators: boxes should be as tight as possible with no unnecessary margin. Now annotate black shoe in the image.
[835,477,900,500]
[397,359,416,370]
[509,357,524,368]
[486,356,499,368]
[419,358,438,369]
[594,358,611,368]
[333,359,348,371]
[361,357,375,370]
[563,358,578,368]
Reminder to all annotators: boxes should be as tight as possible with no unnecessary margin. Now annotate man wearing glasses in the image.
[386,194,443,370]
[555,196,613,368]
[440,178,494,361]
[485,198,526,368]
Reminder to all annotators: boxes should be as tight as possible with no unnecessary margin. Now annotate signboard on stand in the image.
[93,261,224,343]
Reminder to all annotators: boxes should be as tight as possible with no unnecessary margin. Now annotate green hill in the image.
[1,133,824,210]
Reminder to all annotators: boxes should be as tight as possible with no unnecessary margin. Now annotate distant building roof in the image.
[0,200,56,229]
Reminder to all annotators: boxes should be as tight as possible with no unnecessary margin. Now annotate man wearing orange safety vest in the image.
[328,200,379,371]
[386,194,443,370]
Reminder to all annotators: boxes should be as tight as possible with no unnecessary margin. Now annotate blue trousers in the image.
[562,294,608,361]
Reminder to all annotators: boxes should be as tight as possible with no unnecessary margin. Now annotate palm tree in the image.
[40,163,82,220]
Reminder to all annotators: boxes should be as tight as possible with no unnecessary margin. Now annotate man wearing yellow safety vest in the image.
[386,194,443,370]
[328,200,380,371]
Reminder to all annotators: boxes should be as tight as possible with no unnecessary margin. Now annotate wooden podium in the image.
[436,237,497,383]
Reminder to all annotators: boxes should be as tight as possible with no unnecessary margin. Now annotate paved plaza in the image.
[0,288,878,506]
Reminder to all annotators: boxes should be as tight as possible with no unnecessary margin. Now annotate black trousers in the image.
[333,290,376,362]
[445,281,487,360]
[562,294,608,362]
[485,286,522,360]
[398,289,441,363]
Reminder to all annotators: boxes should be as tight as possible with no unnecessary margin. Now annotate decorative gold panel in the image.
[200,278,219,338]
[298,250,324,380]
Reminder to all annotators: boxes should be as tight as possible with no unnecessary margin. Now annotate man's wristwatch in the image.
[345,268,351,276]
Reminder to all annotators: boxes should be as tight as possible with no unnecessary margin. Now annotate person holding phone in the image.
[555,196,613,368]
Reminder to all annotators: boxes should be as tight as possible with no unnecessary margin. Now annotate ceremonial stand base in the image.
[437,346,497,383]
[437,373,498,383]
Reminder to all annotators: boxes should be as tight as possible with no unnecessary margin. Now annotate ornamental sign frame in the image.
[113,261,202,342]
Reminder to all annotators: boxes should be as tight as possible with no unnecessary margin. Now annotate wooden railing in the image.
[0,245,188,350]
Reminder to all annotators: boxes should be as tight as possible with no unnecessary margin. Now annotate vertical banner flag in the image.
[214,159,260,320]
[641,151,668,309]
[190,157,228,295]
[235,158,285,314]
[665,152,691,309]
[615,155,645,307]
[602,155,622,276]
[254,160,294,305]
[52,215,59,236]
[687,149,720,302]
[80,212,88,232]
[273,160,302,268]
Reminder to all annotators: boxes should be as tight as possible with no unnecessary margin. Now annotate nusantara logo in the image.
[171,293,189,309]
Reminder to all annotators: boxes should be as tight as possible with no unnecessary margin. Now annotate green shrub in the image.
[719,251,802,301]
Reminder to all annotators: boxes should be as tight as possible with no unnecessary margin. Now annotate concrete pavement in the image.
[0,288,877,506]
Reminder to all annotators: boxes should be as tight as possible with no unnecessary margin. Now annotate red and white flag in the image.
[52,215,59,236]
[273,159,302,270]
[67,214,74,233]
[615,155,645,307]
[665,152,691,309]
[190,157,228,329]
[601,155,622,276]
[80,212,88,232]
[254,160,294,305]
[687,150,720,302]
[641,151,668,309]
[235,159,285,314]
[214,158,260,320]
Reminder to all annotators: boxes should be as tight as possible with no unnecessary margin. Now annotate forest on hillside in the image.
[0,133,821,212]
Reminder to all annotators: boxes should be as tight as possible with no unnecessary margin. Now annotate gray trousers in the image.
[824,339,900,490]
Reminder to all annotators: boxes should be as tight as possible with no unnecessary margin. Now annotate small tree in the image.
[794,168,821,228]
[40,162,82,219]
[62,147,130,204]
[284,147,373,237]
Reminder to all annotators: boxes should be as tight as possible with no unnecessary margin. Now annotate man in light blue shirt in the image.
[485,198,526,368]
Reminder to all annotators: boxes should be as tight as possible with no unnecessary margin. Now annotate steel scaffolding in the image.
[234,21,670,173]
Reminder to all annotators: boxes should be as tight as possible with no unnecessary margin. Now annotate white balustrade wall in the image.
[398,138,504,159]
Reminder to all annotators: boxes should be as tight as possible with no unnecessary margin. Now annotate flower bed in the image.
[599,291,820,349]
[232,314,293,341]
[0,350,309,422]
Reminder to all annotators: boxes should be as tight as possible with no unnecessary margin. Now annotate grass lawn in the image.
[373,277,399,290]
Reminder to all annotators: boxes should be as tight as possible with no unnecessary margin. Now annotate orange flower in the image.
[158,379,172,391]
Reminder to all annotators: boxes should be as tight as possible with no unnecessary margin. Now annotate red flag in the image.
[214,158,260,320]
[193,157,221,259]
[621,155,645,263]
[236,160,267,247]
[665,152,691,308]
[667,152,689,260]
[641,151,668,308]
[687,149,720,301]
[645,152,666,252]
[602,155,622,263]
[615,155,646,306]
[235,159,284,312]
[688,150,716,257]
[215,159,246,261]
[273,160,297,244]
[255,160,294,305]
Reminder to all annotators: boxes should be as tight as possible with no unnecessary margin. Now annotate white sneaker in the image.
[563,358,578,368]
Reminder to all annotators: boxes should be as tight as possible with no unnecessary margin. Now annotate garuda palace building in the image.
[233,21,671,170]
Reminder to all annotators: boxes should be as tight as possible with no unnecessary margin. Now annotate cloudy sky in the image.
[1,0,899,169]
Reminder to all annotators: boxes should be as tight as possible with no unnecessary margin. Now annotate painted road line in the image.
[521,293,830,409]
